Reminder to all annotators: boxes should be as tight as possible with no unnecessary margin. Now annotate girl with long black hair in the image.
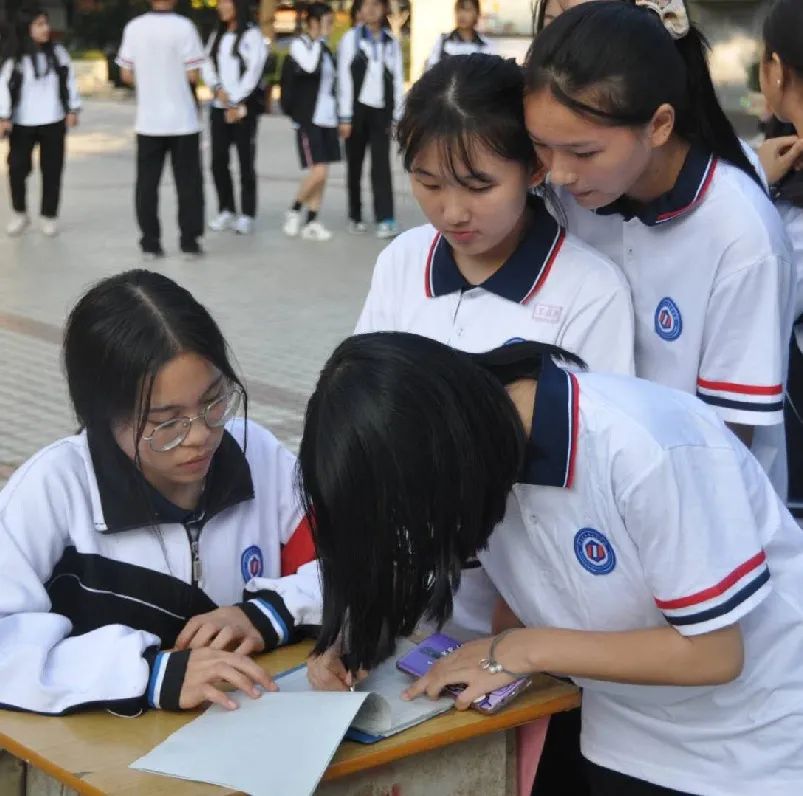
[202,0,268,236]
[0,270,320,716]
[523,0,794,498]
[302,331,803,795]
[0,4,80,238]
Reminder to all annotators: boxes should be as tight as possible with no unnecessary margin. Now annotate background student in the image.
[0,3,80,238]
[117,0,206,260]
[524,0,794,498]
[426,0,493,70]
[756,0,803,516]
[202,0,267,237]
[303,332,803,796]
[356,53,635,636]
[282,1,338,243]
[337,0,404,239]
[0,269,320,715]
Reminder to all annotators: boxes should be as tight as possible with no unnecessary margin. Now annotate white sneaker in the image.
[40,218,58,237]
[376,220,399,240]
[301,220,333,241]
[234,215,254,235]
[283,209,302,237]
[7,213,29,237]
[208,210,235,232]
[348,220,368,235]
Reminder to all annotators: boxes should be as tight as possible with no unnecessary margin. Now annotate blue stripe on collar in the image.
[424,198,566,304]
[359,24,393,44]
[520,357,579,488]
[595,147,716,227]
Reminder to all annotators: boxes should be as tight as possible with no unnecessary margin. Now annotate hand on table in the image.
[402,633,531,711]
[179,647,277,711]
[175,606,264,655]
[307,644,369,691]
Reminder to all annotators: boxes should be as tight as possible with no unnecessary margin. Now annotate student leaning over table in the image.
[304,333,803,796]
[0,270,321,716]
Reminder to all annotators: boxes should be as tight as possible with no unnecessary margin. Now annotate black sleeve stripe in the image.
[696,393,784,413]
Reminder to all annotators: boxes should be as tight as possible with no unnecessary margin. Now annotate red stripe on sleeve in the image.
[655,551,766,610]
[696,378,783,397]
[281,515,316,576]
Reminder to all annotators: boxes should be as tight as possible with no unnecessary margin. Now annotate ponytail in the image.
[525,1,763,189]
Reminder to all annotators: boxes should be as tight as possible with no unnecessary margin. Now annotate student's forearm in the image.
[506,624,744,687]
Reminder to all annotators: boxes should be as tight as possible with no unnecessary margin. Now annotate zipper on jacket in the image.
[185,512,206,588]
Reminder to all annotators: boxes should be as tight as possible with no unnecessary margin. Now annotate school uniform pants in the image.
[785,335,803,511]
[135,133,204,254]
[209,107,258,218]
[345,104,394,223]
[8,120,66,218]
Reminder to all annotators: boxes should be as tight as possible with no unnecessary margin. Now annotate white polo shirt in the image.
[425,30,494,70]
[480,358,803,795]
[556,148,795,495]
[356,197,635,633]
[356,197,635,370]
[116,12,205,136]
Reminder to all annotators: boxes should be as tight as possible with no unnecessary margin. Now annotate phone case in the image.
[396,633,532,714]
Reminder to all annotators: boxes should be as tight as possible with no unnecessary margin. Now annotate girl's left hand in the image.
[758,135,803,185]
[402,633,532,710]
[175,606,265,655]
[66,113,78,129]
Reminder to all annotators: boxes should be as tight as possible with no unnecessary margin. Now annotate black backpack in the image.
[279,54,300,119]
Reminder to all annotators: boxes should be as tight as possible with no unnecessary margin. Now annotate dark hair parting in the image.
[524,1,763,189]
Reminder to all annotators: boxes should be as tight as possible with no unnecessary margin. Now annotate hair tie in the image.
[635,0,690,40]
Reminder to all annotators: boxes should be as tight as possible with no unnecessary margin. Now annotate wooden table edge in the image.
[322,689,581,781]
[0,729,106,796]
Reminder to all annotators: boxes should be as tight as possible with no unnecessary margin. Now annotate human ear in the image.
[648,103,676,149]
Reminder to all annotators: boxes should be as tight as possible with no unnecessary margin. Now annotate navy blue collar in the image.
[519,356,580,488]
[445,28,484,45]
[359,24,392,45]
[424,197,566,304]
[595,146,717,226]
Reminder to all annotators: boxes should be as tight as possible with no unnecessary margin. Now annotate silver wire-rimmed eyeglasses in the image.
[142,387,242,452]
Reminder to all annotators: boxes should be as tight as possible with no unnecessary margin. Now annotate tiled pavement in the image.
[0,98,426,484]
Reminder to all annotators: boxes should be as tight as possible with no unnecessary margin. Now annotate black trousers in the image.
[786,336,803,511]
[209,106,258,218]
[345,103,393,224]
[8,120,66,218]
[135,133,204,254]
[532,708,696,796]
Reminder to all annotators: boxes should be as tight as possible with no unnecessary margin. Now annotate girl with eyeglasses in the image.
[0,270,320,716]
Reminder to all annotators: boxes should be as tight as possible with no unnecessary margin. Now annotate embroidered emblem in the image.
[574,528,616,575]
[654,297,682,341]
[532,304,563,323]
[240,545,264,582]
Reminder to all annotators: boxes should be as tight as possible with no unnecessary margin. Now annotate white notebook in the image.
[276,639,454,741]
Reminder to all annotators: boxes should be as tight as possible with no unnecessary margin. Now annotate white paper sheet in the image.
[130,690,368,796]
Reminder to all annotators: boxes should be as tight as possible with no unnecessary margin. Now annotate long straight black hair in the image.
[1,4,57,78]
[525,1,763,189]
[397,53,538,186]
[63,270,248,464]
[209,0,253,77]
[297,332,583,671]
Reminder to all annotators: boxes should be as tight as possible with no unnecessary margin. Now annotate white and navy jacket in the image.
[0,418,320,716]
[337,24,404,124]
[482,357,803,794]
[0,45,81,126]
[201,24,268,110]
[285,34,337,128]
[425,29,494,70]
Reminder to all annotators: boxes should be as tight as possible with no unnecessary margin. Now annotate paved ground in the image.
[0,98,426,484]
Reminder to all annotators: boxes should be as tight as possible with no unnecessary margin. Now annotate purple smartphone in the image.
[396,632,531,714]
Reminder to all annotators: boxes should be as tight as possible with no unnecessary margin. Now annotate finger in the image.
[234,635,261,656]
[175,618,201,650]
[228,654,277,692]
[402,673,434,701]
[188,624,221,650]
[454,684,490,711]
[210,626,237,651]
[214,663,263,699]
[202,683,238,711]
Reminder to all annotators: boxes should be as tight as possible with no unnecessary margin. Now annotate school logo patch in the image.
[574,528,616,575]
[240,545,264,582]
[654,297,682,341]
[532,303,563,323]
